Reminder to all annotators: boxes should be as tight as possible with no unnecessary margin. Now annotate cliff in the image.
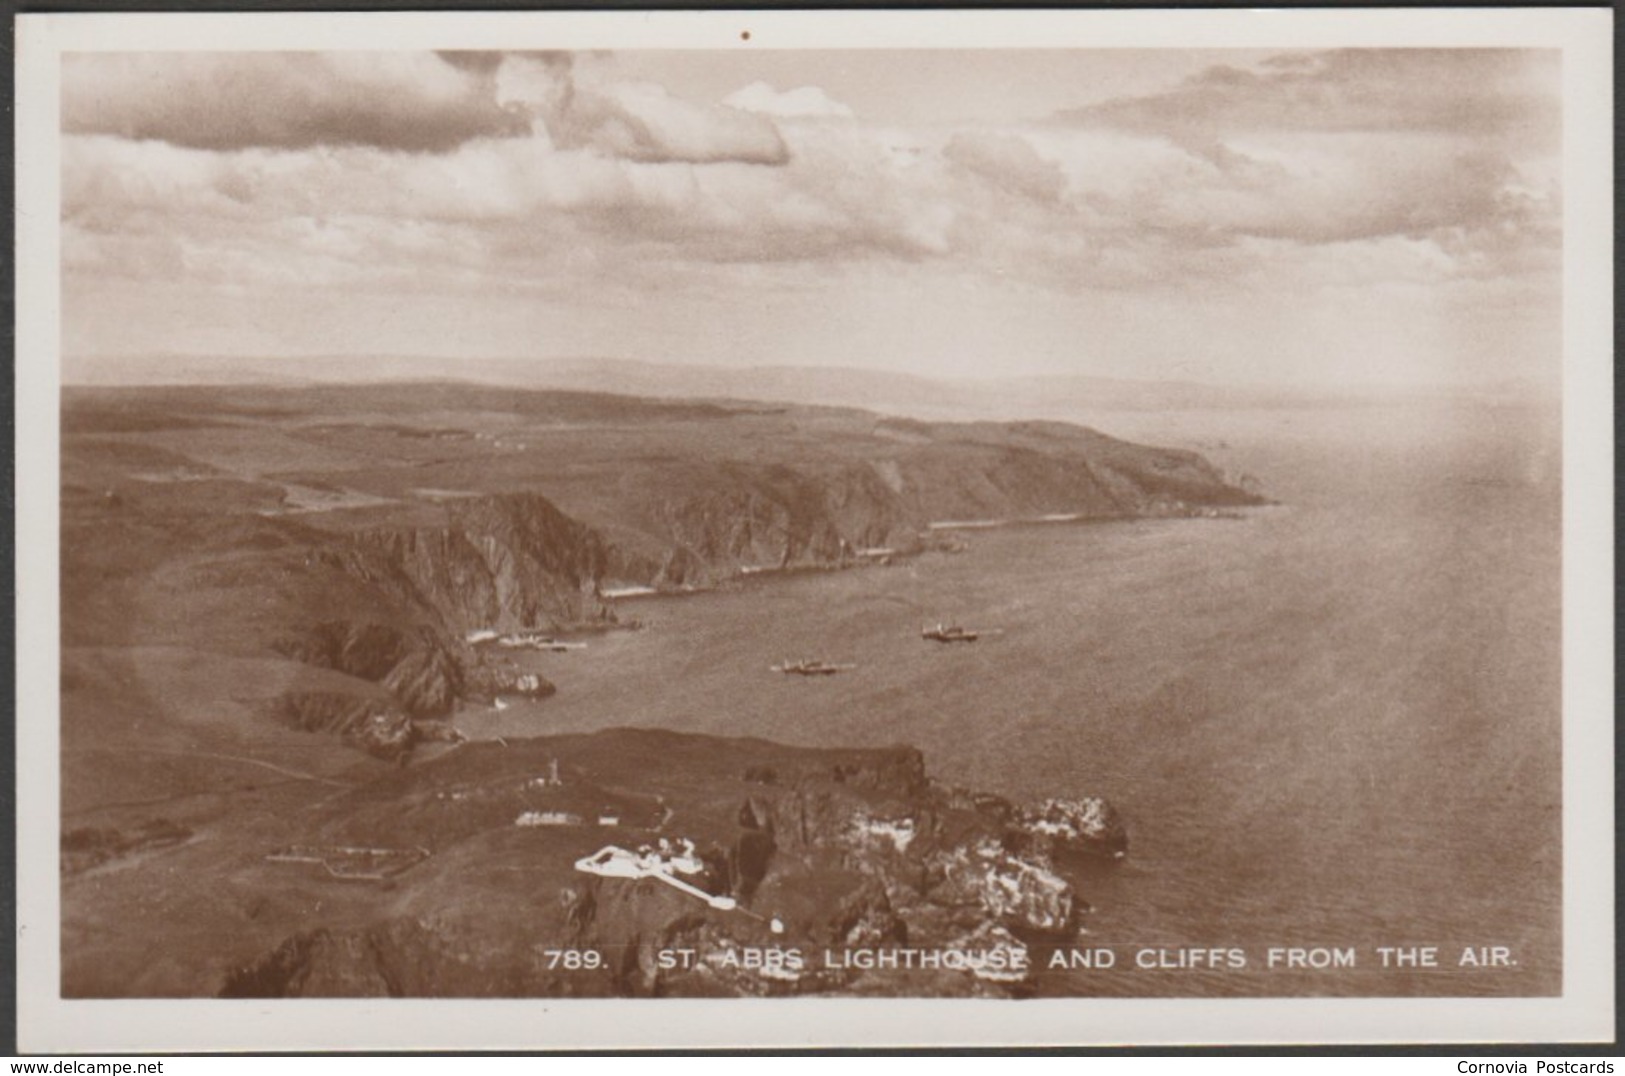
[58,384,1223,998]
[60,382,1266,757]
[217,728,1127,999]
[329,493,624,632]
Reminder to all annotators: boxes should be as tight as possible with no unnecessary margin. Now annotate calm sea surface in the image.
[482,400,1562,997]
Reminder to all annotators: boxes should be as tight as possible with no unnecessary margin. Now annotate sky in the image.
[59,48,1563,389]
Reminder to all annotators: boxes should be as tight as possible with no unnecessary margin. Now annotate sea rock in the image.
[1011,796,1129,858]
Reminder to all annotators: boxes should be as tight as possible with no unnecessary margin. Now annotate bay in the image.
[477,398,1562,997]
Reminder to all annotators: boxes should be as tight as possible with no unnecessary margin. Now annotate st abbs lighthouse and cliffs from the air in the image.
[61,382,1255,998]
[55,46,1564,1000]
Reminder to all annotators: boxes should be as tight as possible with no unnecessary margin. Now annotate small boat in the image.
[494,631,587,652]
[772,659,849,676]
[922,623,979,643]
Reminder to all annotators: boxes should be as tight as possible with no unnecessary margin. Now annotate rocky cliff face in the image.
[647,463,916,584]
[218,729,1127,998]
[263,691,420,761]
[617,431,1261,587]
[609,433,1256,578]
[267,430,1260,750]
[268,493,623,744]
[323,493,626,632]
[271,617,551,718]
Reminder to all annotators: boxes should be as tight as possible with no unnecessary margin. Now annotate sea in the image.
[478,397,1564,997]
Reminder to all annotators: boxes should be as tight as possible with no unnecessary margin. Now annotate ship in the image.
[922,623,979,643]
[497,631,587,653]
[771,659,850,676]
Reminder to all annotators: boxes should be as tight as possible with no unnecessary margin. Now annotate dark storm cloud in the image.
[63,52,531,153]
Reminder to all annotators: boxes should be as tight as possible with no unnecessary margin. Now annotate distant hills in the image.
[62,353,1551,424]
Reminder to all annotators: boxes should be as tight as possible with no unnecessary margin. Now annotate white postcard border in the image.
[15,7,1615,1051]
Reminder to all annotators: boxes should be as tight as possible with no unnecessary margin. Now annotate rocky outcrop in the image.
[268,612,556,756]
[459,661,557,704]
[263,493,613,751]
[219,929,397,998]
[926,837,1076,934]
[218,730,1124,998]
[1011,797,1129,859]
[262,691,420,761]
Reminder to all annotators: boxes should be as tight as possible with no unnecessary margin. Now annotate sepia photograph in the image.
[14,8,1614,1051]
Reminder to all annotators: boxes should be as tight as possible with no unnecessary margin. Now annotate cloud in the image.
[1031,50,1562,273]
[944,131,1066,204]
[58,48,1563,320]
[493,54,790,166]
[1059,133,1557,252]
[558,80,789,165]
[1059,49,1561,152]
[61,49,791,169]
[62,52,531,153]
[724,82,854,119]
